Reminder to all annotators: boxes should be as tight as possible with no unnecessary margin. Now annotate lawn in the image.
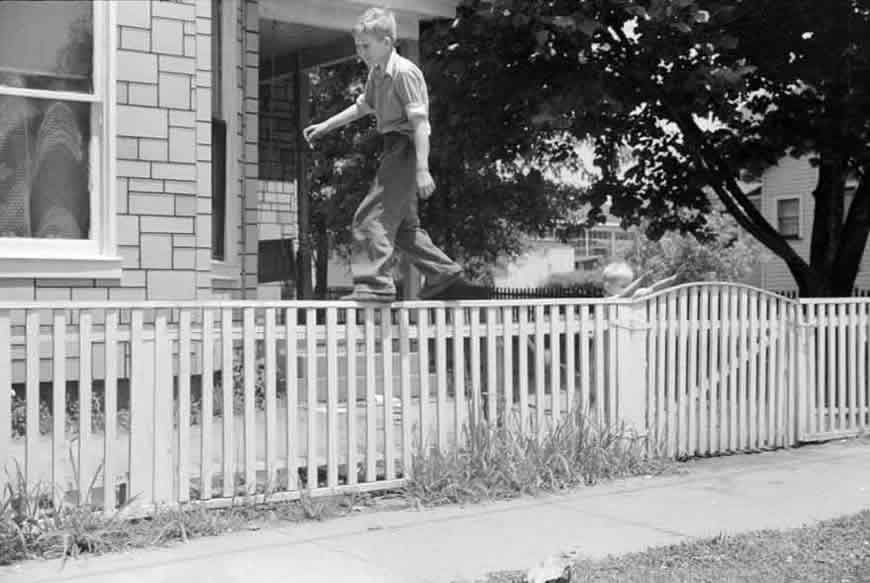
[473,509,870,583]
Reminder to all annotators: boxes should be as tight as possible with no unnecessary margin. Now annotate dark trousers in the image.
[350,132,461,295]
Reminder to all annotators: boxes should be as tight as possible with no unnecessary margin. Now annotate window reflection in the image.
[0,0,93,240]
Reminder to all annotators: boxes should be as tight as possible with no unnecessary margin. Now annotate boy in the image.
[303,7,485,302]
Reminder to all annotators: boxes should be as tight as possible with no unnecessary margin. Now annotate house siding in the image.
[0,0,257,303]
[759,155,870,293]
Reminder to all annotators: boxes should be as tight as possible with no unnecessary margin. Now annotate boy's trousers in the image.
[350,132,461,296]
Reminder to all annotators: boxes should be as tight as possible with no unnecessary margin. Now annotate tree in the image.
[426,0,870,296]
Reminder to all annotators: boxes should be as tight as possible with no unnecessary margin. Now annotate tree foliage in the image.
[625,209,771,284]
[426,0,870,296]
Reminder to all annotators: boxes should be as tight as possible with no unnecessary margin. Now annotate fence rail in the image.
[2,284,869,516]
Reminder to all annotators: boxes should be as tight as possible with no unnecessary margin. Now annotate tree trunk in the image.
[831,173,870,295]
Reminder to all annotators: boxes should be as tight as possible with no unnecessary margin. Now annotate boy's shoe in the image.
[339,289,395,302]
[420,275,491,301]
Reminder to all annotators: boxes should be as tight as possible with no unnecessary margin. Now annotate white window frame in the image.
[211,0,242,283]
[775,195,802,240]
[0,0,119,279]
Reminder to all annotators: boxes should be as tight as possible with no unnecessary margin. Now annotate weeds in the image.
[404,404,671,507]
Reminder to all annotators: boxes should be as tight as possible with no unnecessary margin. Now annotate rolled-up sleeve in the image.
[355,75,375,115]
[393,67,429,122]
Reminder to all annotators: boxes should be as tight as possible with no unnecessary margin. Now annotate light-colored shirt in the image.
[356,50,430,136]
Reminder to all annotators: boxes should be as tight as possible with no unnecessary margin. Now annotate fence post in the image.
[615,300,649,440]
[795,301,809,443]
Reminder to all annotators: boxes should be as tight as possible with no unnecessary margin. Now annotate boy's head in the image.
[602,260,635,296]
[353,7,396,67]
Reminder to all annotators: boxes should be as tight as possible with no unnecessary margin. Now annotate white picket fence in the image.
[1,283,868,516]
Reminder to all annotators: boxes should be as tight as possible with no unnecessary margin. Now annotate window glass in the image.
[777,198,799,238]
[0,1,93,93]
[0,96,91,239]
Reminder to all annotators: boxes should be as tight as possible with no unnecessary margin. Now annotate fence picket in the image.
[747,291,759,450]
[102,310,118,515]
[551,306,561,422]
[177,309,191,503]
[697,289,709,455]
[826,304,836,434]
[51,311,66,508]
[306,308,318,488]
[535,305,547,438]
[220,309,234,498]
[201,309,215,499]
[242,308,256,495]
[486,307,498,425]
[398,308,412,478]
[326,308,340,488]
[435,307,448,451]
[470,308,482,429]
[285,307,298,491]
[858,304,868,431]
[687,288,699,456]
[263,308,277,493]
[837,304,847,431]
[417,308,430,456]
[0,311,9,496]
[381,307,395,481]
[452,307,465,449]
[666,290,678,457]
[676,289,688,456]
[502,307,514,421]
[25,310,39,489]
[757,298,769,448]
[848,303,858,431]
[346,308,358,485]
[518,306,530,433]
[564,305,576,416]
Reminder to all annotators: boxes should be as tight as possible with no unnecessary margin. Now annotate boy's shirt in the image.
[356,50,430,136]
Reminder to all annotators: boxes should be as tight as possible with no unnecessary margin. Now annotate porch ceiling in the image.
[260,20,348,62]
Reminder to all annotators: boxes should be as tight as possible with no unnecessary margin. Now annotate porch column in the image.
[294,55,314,299]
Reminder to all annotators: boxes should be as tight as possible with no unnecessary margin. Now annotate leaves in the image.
[423,0,870,294]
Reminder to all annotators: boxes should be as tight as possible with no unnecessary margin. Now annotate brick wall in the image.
[115,0,202,301]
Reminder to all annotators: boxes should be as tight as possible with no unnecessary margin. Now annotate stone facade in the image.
[0,0,258,302]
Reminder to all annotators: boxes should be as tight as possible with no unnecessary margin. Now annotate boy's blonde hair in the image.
[353,7,397,41]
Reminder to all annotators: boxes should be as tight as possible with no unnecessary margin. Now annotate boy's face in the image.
[354,32,393,68]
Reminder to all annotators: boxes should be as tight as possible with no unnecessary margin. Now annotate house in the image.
[753,155,870,293]
[0,0,459,305]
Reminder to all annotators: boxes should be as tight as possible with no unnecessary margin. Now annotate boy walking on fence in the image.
[303,7,486,302]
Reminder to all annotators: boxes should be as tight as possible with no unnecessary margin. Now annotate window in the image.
[211,0,227,261]
[210,0,239,273]
[0,1,118,278]
[776,198,800,239]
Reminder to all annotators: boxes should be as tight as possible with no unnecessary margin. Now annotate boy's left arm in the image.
[395,67,435,198]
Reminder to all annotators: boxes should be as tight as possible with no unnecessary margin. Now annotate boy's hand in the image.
[302,123,327,147]
[416,169,436,199]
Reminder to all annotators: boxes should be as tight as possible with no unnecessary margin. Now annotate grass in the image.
[1,404,670,567]
[404,408,673,507]
[470,510,870,582]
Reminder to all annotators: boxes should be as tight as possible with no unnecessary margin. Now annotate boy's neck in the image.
[372,49,394,72]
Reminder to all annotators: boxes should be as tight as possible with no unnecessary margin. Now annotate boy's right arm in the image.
[303,103,370,144]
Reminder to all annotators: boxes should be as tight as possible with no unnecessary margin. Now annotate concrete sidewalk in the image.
[3,439,870,583]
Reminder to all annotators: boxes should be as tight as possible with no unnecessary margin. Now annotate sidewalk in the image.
[3,439,870,583]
